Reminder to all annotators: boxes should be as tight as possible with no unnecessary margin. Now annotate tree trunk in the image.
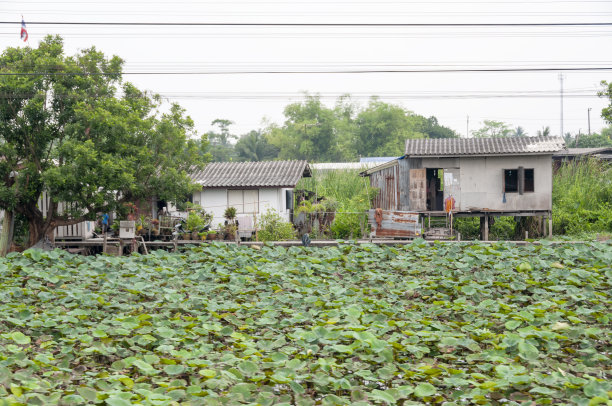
[0,211,15,256]
[15,202,47,249]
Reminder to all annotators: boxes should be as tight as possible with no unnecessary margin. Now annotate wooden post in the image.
[140,236,148,255]
[102,233,108,254]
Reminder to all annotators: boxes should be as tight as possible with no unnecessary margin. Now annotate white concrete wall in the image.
[458,155,552,212]
[195,187,292,229]
[195,188,228,228]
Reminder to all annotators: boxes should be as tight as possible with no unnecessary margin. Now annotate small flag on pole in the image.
[20,18,28,42]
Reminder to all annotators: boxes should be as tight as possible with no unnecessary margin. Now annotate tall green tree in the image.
[354,99,427,157]
[266,95,342,162]
[0,36,206,249]
[206,119,237,162]
[235,130,278,161]
[472,120,512,138]
[417,116,458,139]
[599,80,612,124]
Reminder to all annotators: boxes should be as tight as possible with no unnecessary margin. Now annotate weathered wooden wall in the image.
[369,164,400,210]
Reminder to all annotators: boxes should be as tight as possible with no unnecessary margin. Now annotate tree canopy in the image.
[264,95,459,162]
[0,36,207,248]
[599,80,612,125]
[206,119,237,162]
[472,120,513,138]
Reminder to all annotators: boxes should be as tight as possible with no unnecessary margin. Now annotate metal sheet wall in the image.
[369,165,399,210]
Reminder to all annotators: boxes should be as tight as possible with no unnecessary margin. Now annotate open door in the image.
[409,168,426,211]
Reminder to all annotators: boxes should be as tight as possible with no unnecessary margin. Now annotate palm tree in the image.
[513,126,527,137]
[235,130,279,161]
[537,126,551,137]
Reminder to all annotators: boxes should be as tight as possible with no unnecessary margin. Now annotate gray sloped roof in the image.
[404,136,565,157]
[190,160,311,188]
[553,147,612,157]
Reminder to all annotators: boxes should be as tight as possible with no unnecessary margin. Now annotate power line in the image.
[2,67,611,76]
[2,21,612,27]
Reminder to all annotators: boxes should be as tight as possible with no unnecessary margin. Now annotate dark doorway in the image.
[426,168,444,211]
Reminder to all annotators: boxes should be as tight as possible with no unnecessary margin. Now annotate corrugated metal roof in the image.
[190,160,311,188]
[310,162,381,171]
[553,147,612,157]
[405,136,565,157]
[359,157,400,163]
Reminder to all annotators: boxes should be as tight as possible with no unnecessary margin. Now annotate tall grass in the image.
[553,158,612,235]
[297,169,375,211]
[296,169,377,238]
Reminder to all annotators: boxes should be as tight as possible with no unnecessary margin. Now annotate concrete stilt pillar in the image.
[549,216,553,238]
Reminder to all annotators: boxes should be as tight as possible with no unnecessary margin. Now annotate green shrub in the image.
[331,212,368,239]
[490,216,517,240]
[454,218,480,240]
[257,209,295,242]
[454,216,517,241]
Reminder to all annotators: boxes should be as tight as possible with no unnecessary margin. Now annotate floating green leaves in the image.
[0,242,610,404]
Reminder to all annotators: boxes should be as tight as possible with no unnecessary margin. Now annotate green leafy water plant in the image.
[0,241,610,405]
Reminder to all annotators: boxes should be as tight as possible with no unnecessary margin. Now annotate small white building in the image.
[190,160,311,230]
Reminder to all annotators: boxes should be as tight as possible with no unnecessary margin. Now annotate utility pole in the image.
[588,107,592,136]
[559,73,564,138]
[466,115,469,138]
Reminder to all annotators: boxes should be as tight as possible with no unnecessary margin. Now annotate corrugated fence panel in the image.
[368,210,421,238]
[369,165,399,210]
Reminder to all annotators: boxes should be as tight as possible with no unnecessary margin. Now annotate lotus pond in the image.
[0,241,611,405]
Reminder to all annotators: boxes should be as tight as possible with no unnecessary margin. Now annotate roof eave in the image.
[406,151,560,158]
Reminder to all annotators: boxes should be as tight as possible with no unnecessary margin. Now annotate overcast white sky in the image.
[2,0,612,146]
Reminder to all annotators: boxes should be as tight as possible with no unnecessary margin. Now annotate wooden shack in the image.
[361,137,565,239]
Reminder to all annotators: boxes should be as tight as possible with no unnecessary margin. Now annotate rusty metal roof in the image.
[190,160,311,188]
[405,136,565,157]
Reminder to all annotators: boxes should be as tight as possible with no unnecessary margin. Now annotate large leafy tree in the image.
[206,119,237,162]
[472,120,513,138]
[354,100,429,157]
[417,116,458,139]
[264,95,457,161]
[0,36,206,249]
[266,95,342,162]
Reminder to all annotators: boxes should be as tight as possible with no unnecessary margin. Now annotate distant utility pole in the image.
[466,115,469,138]
[588,107,592,135]
[559,73,565,138]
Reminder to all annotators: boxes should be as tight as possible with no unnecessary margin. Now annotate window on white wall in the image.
[227,190,259,214]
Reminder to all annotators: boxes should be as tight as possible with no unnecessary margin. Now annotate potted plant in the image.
[150,219,160,236]
[223,207,238,240]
